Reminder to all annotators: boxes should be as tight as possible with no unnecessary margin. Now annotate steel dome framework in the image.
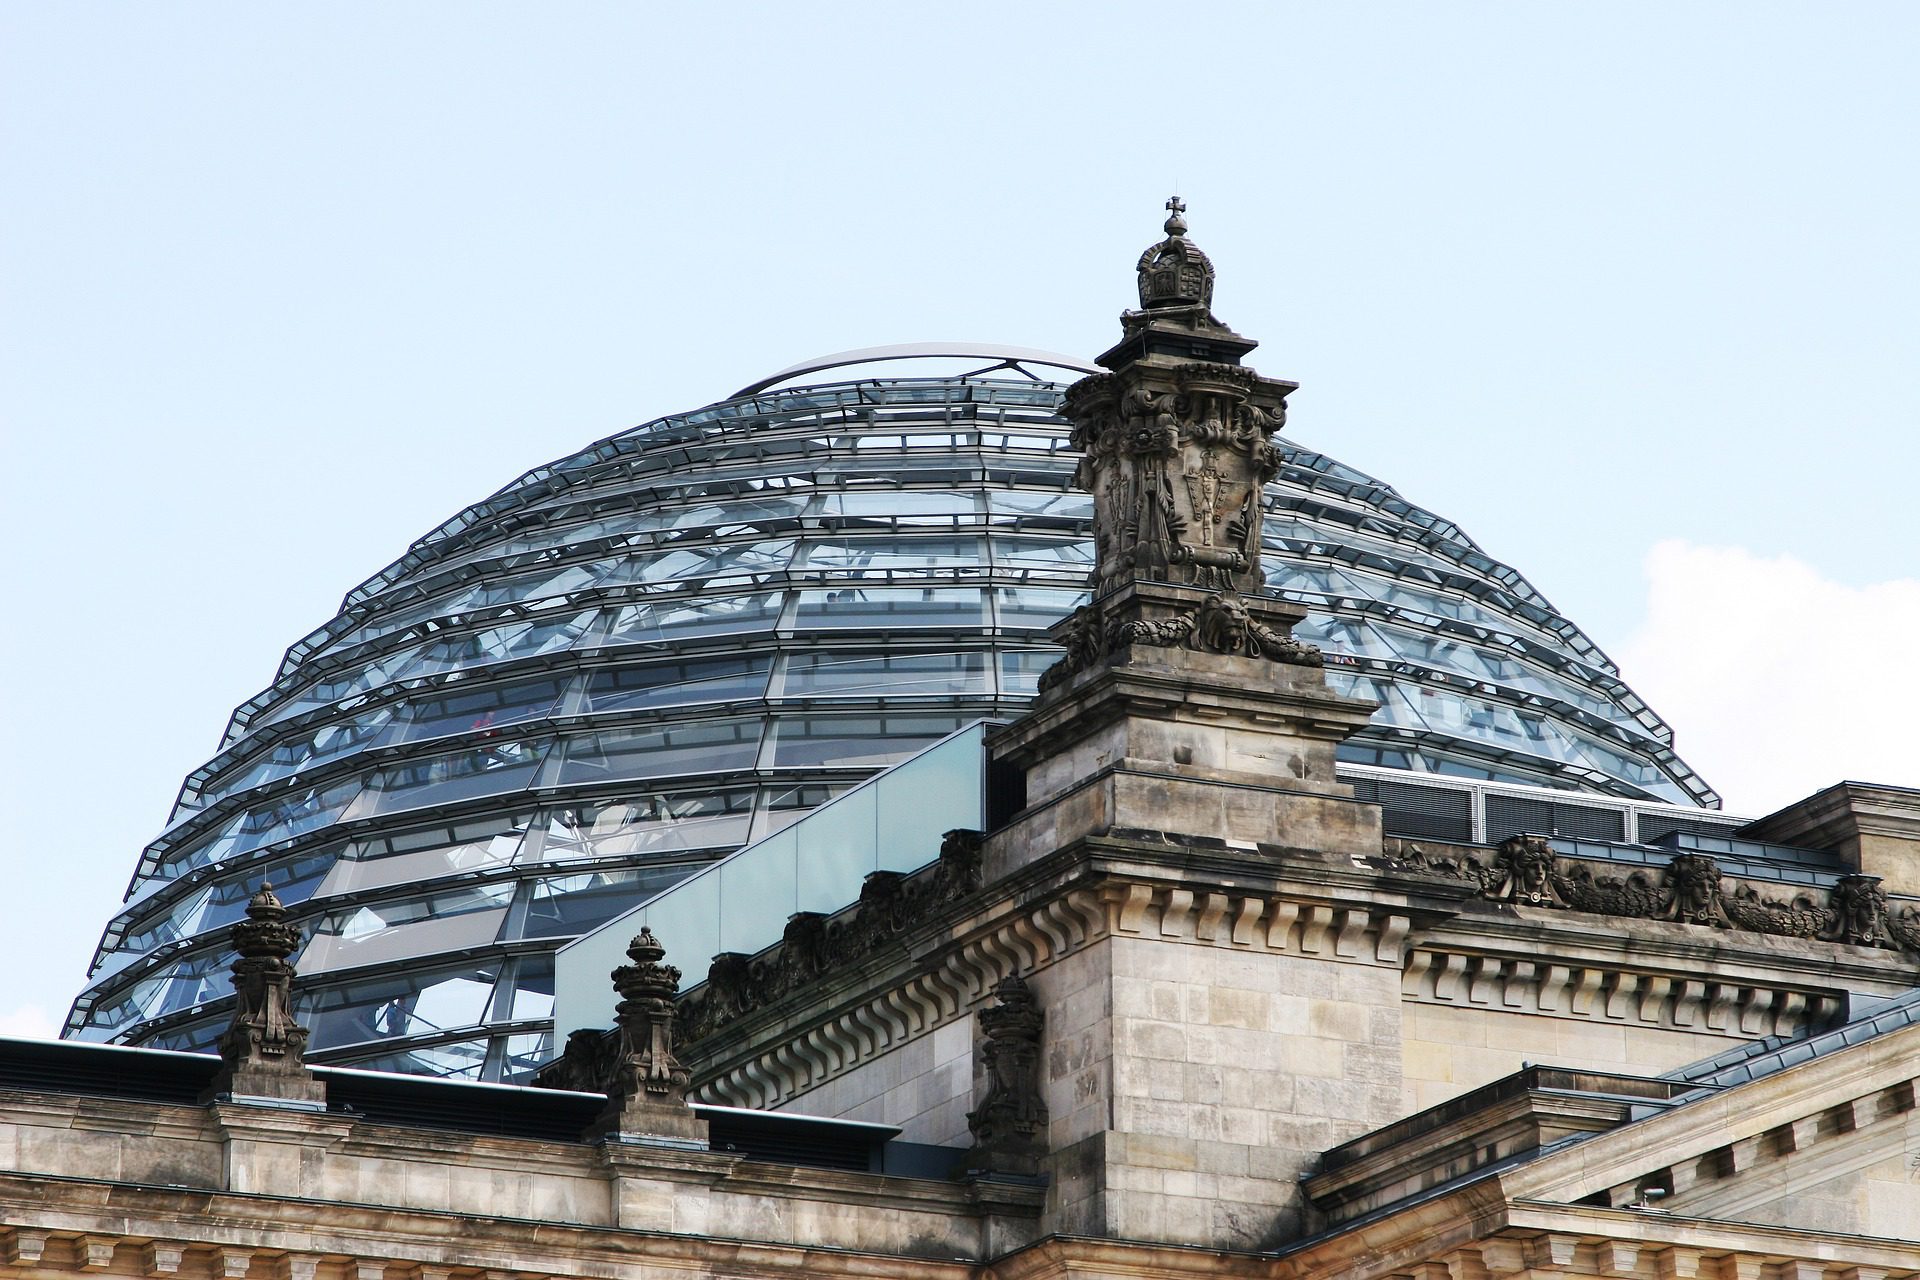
[67,348,1718,1082]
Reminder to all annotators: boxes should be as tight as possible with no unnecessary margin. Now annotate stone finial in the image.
[1137,195,1215,310]
[204,884,324,1104]
[592,928,707,1143]
[965,975,1048,1178]
[1034,202,1329,696]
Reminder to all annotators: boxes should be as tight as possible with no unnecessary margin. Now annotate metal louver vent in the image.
[1484,793,1625,843]
[1350,777,1473,842]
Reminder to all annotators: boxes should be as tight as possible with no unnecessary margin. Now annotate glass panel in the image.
[298,882,515,974]
[800,535,981,572]
[648,862,723,973]
[818,491,975,522]
[301,961,502,1050]
[393,675,569,745]
[998,649,1060,696]
[343,736,552,820]
[79,949,230,1033]
[317,825,528,897]
[987,491,1091,519]
[794,782,877,915]
[142,1020,222,1054]
[876,741,980,865]
[783,650,990,698]
[116,845,335,960]
[540,790,754,861]
[994,586,1086,630]
[501,955,555,1021]
[767,713,964,770]
[989,535,1094,571]
[584,655,771,715]
[792,587,986,630]
[603,593,781,646]
[338,1038,490,1080]
[411,610,601,675]
[718,832,798,954]
[554,719,762,786]
[198,705,399,805]
[498,1031,555,1082]
[607,539,794,585]
[517,865,700,939]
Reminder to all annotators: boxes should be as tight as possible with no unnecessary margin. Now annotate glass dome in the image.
[67,347,1717,1080]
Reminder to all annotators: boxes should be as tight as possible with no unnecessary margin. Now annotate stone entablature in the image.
[673,827,1919,1117]
[1387,834,1920,955]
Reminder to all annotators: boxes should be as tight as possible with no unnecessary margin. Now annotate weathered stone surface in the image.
[1743,782,1920,896]
[203,885,324,1106]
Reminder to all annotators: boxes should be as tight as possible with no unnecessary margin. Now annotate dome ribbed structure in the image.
[68,349,1716,1080]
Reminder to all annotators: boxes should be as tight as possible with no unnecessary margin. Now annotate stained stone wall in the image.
[1400,1003,1744,1113]
[1087,935,1402,1245]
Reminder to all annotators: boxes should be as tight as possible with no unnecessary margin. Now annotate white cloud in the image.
[0,1005,58,1041]
[1616,540,1920,818]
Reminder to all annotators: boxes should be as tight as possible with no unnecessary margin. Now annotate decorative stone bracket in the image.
[1039,589,1321,694]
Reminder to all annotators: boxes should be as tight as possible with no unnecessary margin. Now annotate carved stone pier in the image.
[988,199,1380,862]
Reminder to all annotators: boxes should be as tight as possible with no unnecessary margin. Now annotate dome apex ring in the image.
[731,343,1099,398]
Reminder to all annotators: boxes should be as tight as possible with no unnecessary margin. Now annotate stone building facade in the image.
[3,205,1917,1277]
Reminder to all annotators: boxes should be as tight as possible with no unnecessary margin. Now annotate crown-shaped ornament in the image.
[1136,196,1215,309]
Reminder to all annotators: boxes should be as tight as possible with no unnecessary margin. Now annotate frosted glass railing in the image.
[551,721,988,1042]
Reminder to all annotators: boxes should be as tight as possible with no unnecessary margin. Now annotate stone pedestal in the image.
[989,581,1382,862]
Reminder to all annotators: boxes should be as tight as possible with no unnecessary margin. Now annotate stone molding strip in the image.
[1401,947,1842,1039]
[1102,881,1412,964]
[0,1228,978,1280]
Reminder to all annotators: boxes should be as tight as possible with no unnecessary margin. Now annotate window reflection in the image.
[767,713,964,769]
[784,651,990,698]
[542,790,754,861]
[584,655,771,714]
[793,587,987,630]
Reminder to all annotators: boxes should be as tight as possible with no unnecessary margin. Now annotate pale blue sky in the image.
[3,4,1917,1033]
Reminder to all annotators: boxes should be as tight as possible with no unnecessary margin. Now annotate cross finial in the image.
[1163,195,1188,237]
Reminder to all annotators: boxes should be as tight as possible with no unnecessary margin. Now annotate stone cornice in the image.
[1402,909,1920,1039]
[1503,1017,1920,1209]
[687,836,1462,1108]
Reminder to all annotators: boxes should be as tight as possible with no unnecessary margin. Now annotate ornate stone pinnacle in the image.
[592,925,706,1142]
[205,881,323,1103]
[1035,207,1332,696]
